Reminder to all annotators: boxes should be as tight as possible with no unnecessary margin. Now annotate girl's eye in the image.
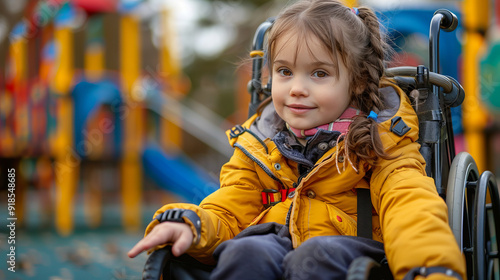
[313,71,328,78]
[278,68,292,76]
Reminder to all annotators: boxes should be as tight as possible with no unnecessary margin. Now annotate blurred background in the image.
[0,0,499,279]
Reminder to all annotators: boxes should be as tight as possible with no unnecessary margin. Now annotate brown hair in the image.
[266,0,392,167]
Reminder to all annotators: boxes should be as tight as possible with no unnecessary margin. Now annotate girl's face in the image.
[271,33,351,130]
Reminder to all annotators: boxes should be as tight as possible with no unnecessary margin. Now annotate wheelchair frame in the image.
[142,8,500,280]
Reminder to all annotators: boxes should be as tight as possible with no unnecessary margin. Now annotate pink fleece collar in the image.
[286,107,360,139]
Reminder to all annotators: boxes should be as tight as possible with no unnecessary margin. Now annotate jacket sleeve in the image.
[144,147,266,264]
[370,137,466,280]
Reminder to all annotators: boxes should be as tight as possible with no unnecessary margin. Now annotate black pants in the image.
[210,223,386,280]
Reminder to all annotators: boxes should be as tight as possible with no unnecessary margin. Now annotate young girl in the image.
[129,0,465,279]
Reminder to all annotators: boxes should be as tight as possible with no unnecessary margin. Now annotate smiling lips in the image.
[286,104,315,114]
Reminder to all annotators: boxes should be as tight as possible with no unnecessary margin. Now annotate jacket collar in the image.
[273,130,341,174]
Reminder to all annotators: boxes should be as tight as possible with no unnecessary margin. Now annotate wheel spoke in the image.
[465,181,475,251]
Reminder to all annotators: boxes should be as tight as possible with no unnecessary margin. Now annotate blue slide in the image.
[142,143,219,204]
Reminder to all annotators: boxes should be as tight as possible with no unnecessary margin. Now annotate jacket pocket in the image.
[325,203,357,236]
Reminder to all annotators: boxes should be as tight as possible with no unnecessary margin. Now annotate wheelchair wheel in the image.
[346,257,393,280]
[142,246,214,280]
[142,246,172,280]
[473,171,500,280]
[446,152,479,279]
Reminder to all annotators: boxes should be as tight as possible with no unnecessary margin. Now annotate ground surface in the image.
[0,228,148,280]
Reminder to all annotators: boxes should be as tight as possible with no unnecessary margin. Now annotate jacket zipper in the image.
[295,153,334,188]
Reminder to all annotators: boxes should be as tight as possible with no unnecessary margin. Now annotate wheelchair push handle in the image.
[385,66,465,108]
[429,9,458,74]
[248,17,275,118]
[434,9,458,32]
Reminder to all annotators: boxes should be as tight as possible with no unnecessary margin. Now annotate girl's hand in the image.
[127,222,194,258]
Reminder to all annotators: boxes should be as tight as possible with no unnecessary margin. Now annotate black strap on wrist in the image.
[155,209,185,223]
[403,266,462,280]
[155,209,201,244]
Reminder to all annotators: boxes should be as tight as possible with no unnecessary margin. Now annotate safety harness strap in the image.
[357,188,373,239]
[262,188,295,208]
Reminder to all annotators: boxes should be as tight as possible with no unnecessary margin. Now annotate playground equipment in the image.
[1,0,222,235]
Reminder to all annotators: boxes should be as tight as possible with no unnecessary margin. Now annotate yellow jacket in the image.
[145,80,465,280]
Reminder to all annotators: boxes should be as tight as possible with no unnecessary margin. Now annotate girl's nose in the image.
[289,80,309,97]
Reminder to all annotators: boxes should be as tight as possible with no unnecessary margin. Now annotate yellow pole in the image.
[343,0,357,8]
[462,0,489,172]
[53,95,78,236]
[51,5,78,235]
[344,0,358,8]
[120,13,142,231]
[160,8,183,153]
[51,24,74,95]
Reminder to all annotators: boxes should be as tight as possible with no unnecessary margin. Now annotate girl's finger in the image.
[171,229,194,257]
[127,239,147,258]
[127,224,174,258]
[128,234,159,258]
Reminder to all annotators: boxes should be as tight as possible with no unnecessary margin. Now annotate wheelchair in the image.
[141,9,500,280]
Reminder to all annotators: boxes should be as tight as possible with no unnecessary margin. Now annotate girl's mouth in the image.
[286,104,315,114]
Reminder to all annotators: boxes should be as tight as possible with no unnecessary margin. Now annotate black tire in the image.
[447,152,479,247]
[346,257,391,280]
[142,246,172,280]
[142,246,214,280]
[446,152,479,280]
[473,171,500,280]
